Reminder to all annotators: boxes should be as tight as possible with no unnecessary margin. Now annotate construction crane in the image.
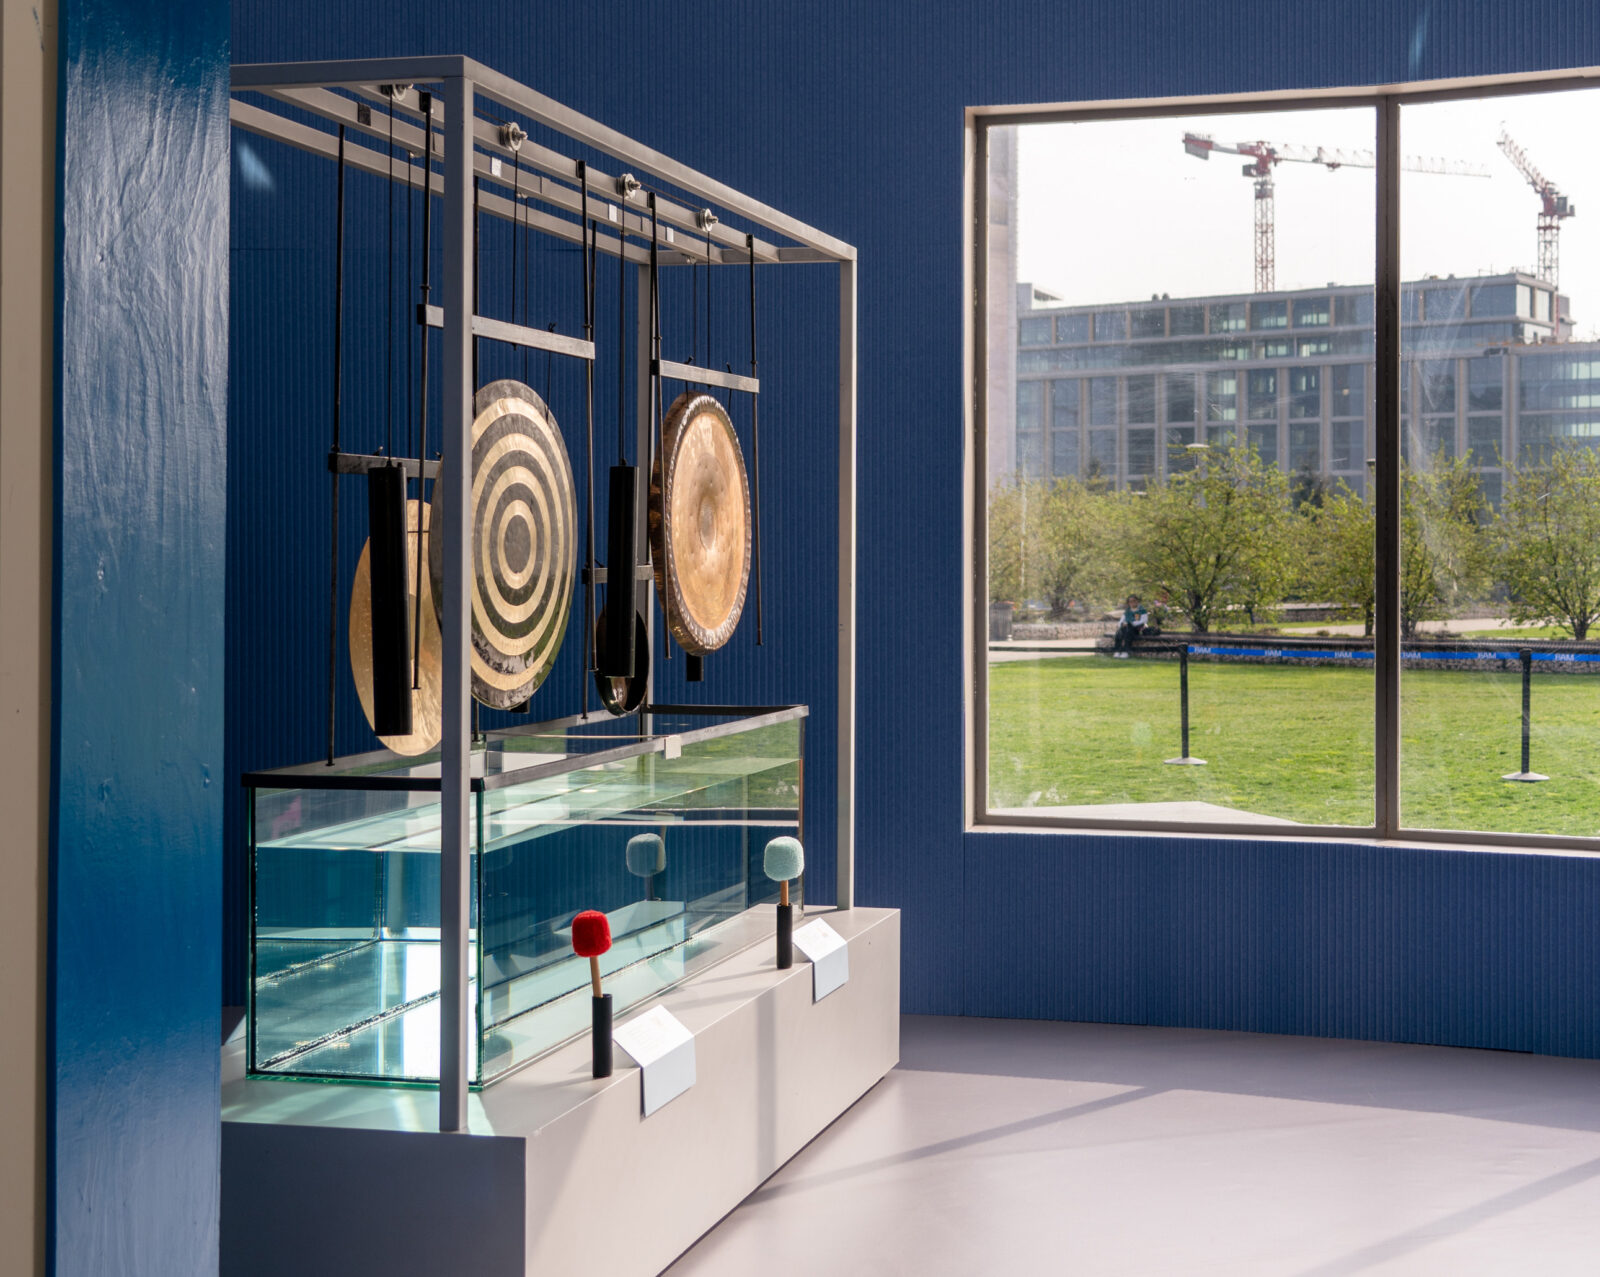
[1496,127,1576,294]
[1182,133,1489,292]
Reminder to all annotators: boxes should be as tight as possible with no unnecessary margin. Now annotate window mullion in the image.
[1374,96,1403,837]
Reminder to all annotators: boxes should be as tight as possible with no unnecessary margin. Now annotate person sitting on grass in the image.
[1112,594,1147,658]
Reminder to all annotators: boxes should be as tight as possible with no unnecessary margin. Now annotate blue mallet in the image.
[764,836,804,969]
[626,832,665,901]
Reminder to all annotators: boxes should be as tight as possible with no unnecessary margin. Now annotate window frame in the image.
[966,66,1600,852]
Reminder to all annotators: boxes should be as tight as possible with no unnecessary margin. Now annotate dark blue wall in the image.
[51,0,229,1272]
[230,1,1600,1057]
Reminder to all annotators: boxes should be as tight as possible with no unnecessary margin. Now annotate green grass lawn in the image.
[1457,624,1580,641]
[989,655,1600,835]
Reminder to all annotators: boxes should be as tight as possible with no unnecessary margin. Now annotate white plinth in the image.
[221,905,900,1277]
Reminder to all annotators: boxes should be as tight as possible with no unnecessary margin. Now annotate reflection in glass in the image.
[1400,85,1600,837]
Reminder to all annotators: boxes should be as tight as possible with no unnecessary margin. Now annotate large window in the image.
[977,76,1600,849]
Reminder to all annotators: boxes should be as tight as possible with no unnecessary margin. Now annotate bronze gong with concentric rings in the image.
[429,379,577,710]
[650,392,752,656]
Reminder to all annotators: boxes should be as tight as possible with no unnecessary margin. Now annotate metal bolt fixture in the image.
[696,207,719,232]
[616,172,641,198]
[498,121,527,152]
[378,83,413,102]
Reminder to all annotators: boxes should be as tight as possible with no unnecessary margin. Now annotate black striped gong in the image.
[429,379,577,710]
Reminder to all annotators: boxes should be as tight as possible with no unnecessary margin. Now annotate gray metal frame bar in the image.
[438,73,474,1133]
[654,357,759,396]
[1373,98,1402,838]
[837,258,857,906]
[259,84,792,267]
[231,56,854,261]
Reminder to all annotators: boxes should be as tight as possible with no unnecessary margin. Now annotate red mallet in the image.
[571,910,613,1077]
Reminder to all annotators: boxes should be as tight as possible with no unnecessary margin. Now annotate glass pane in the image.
[1051,379,1080,428]
[1051,428,1080,476]
[1400,86,1600,837]
[1170,304,1205,335]
[1126,427,1156,474]
[1165,373,1197,423]
[249,713,803,1085]
[987,107,1375,828]
[1127,374,1157,422]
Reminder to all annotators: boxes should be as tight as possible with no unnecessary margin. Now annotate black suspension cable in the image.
[413,92,436,690]
[511,151,521,385]
[327,125,348,765]
[406,133,415,462]
[522,157,532,385]
[580,162,597,710]
[385,99,395,458]
[649,194,669,662]
[617,200,627,464]
[472,176,481,390]
[748,232,764,645]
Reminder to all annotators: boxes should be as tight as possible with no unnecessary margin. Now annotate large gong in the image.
[350,498,442,755]
[429,379,577,710]
[650,392,751,655]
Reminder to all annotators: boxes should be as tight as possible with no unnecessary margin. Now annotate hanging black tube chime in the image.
[367,460,413,736]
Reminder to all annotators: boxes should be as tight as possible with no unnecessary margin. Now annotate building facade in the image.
[1012,273,1600,506]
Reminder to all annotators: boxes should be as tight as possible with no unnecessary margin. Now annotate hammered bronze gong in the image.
[429,379,577,710]
[350,498,443,755]
[650,392,751,655]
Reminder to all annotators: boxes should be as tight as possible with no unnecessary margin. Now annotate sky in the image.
[1015,85,1600,338]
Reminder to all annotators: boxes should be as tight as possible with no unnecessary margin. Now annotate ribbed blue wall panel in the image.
[232,0,1600,1055]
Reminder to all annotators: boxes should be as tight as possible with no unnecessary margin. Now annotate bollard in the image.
[1164,645,1207,766]
[1502,647,1549,782]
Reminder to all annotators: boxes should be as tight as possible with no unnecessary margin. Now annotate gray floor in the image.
[666,1015,1600,1276]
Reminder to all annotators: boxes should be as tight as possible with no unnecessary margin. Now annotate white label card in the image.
[792,919,849,1001]
[613,1005,696,1116]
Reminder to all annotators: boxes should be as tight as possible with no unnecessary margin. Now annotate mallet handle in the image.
[590,954,602,998]
[780,879,790,907]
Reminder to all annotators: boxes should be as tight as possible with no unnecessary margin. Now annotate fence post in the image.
[1502,647,1548,782]
[1164,644,1207,766]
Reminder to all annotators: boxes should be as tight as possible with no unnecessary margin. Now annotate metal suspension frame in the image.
[230,55,858,1134]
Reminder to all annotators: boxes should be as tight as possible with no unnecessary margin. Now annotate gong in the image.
[350,498,442,755]
[649,392,751,655]
[430,379,578,710]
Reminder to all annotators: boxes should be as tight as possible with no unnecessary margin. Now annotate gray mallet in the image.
[626,832,666,901]
[763,836,804,969]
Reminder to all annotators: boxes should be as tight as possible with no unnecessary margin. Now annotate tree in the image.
[1305,481,1376,635]
[1399,455,1486,638]
[988,475,1125,616]
[1497,445,1600,639]
[988,476,1029,606]
[1129,444,1295,633]
[1033,477,1127,617]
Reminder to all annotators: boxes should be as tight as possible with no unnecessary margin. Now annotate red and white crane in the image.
[1496,128,1576,294]
[1182,133,1488,292]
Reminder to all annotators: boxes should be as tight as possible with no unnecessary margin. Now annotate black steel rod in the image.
[328,124,348,766]
[413,91,435,690]
[472,176,480,389]
[748,234,763,644]
[1521,647,1533,775]
[650,194,669,662]
[617,201,627,464]
[582,162,597,712]
[1179,645,1191,760]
